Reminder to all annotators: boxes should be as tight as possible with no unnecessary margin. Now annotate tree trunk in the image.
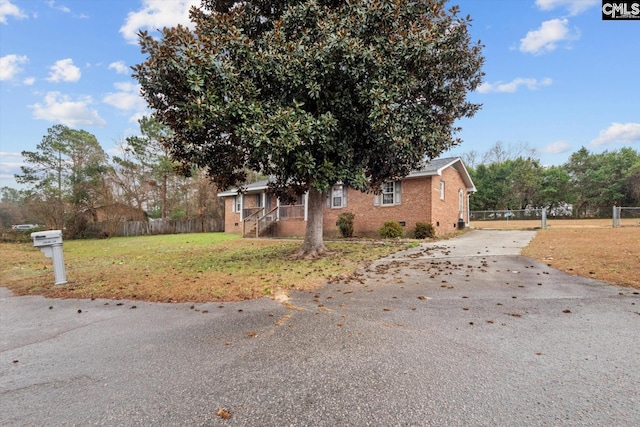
[296,186,326,258]
[162,172,168,220]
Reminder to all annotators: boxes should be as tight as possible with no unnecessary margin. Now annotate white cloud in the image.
[520,19,579,55]
[120,0,200,44]
[128,112,146,124]
[0,54,28,80]
[0,0,27,23]
[46,58,81,82]
[103,81,147,111]
[542,140,572,154]
[23,76,35,85]
[0,152,25,186]
[477,77,553,94]
[108,61,129,75]
[591,123,640,147]
[30,91,106,127]
[46,0,70,13]
[535,0,599,15]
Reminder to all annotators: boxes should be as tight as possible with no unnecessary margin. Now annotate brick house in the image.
[217,157,475,238]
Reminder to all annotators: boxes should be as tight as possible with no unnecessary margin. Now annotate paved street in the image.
[1,230,639,426]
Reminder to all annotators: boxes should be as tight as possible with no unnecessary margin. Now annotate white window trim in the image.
[233,195,242,213]
[439,181,445,200]
[381,182,395,206]
[374,181,402,206]
[329,184,347,209]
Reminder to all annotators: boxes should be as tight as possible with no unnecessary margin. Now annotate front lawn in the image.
[0,233,405,302]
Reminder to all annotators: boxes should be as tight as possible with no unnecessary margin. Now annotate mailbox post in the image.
[31,230,67,285]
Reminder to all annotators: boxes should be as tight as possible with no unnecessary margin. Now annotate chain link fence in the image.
[470,209,547,229]
[612,206,640,228]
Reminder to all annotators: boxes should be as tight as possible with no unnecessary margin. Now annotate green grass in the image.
[0,233,407,302]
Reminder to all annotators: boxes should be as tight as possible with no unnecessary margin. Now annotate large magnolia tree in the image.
[133,0,484,256]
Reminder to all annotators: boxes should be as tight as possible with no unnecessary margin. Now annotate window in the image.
[459,189,464,216]
[325,185,349,208]
[375,181,401,206]
[439,181,445,200]
[382,182,395,205]
[281,194,305,206]
[330,185,347,208]
[255,194,262,208]
[233,195,241,213]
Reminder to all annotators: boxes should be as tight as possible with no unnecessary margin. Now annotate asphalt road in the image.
[1,230,639,426]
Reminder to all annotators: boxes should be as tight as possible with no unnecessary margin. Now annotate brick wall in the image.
[431,166,467,235]
[323,176,434,238]
[222,165,469,238]
[276,218,306,238]
[223,197,242,234]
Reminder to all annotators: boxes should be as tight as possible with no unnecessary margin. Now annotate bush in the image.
[379,221,403,238]
[414,222,435,239]
[336,212,355,238]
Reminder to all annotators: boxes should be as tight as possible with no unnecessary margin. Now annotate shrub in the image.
[336,212,355,238]
[379,221,403,238]
[414,222,435,239]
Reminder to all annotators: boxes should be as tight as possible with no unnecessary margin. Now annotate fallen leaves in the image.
[216,408,232,420]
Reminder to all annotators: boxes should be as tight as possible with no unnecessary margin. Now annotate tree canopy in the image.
[15,124,109,232]
[133,0,484,254]
[467,144,640,217]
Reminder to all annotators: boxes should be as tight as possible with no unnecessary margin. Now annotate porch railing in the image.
[279,204,305,220]
[242,207,263,219]
[242,208,264,237]
[242,204,305,237]
[257,207,279,237]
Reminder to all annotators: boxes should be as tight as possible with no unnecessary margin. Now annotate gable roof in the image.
[408,157,476,192]
[218,156,475,196]
[217,179,270,197]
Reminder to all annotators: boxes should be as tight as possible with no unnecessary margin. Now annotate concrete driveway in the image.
[1,230,639,426]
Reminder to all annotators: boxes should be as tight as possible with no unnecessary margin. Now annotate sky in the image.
[1,0,639,189]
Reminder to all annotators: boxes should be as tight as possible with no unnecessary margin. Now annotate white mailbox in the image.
[31,230,67,285]
[32,230,63,246]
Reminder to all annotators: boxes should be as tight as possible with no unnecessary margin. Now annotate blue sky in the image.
[1,0,639,189]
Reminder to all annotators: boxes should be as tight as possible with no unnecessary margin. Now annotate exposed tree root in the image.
[290,245,329,260]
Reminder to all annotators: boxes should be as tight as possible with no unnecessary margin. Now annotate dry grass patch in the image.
[0,233,405,302]
[522,227,640,289]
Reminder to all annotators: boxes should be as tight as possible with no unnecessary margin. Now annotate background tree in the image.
[468,155,542,211]
[540,165,574,215]
[15,125,110,236]
[120,116,178,220]
[0,187,28,228]
[506,157,542,210]
[469,162,511,210]
[134,0,484,256]
[481,141,537,165]
[626,160,640,204]
[565,147,640,217]
[110,144,148,212]
[468,145,640,218]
